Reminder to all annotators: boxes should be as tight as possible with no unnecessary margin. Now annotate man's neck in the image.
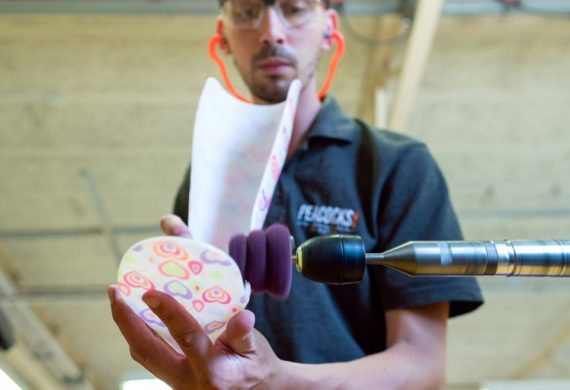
[288,84,322,158]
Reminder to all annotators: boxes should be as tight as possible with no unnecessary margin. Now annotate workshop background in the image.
[0,0,569,389]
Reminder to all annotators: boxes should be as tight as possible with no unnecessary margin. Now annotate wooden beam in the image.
[356,14,403,125]
[0,266,95,390]
[0,1,400,15]
[388,0,444,131]
[375,87,389,128]
[0,344,64,390]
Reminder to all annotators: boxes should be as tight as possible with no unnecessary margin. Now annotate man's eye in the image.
[234,7,256,21]
[283,4,309,16]
[290,6,305,14]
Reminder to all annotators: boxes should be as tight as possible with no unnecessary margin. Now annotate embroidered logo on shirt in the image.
[296,204,360,235]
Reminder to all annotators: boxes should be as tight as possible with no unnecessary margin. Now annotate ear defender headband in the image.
[208,30,346,104]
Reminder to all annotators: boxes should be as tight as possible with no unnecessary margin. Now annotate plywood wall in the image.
[0,12,569,390]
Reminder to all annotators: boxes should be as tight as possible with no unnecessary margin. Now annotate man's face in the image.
[219,0,333,103]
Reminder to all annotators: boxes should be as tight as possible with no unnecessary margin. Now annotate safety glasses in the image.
[222,0,324,30]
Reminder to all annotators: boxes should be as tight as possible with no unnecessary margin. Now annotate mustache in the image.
[252,45,297,66]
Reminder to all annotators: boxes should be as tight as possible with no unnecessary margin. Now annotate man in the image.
[109,0,483,388]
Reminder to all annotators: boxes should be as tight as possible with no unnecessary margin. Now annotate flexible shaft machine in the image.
[229,225,569,298]
[294,236,570,284]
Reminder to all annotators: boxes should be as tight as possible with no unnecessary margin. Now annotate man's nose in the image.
[258,7,286,45]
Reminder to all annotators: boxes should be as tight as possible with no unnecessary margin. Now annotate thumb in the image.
[217,310,256,355]
[160,214,192,238]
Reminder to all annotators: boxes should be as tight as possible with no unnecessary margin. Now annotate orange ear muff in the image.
[208,30,346,103]
[208,34,253,103]
[318,30,345,100]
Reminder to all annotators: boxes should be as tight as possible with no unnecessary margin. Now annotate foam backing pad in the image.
[117,236,250,352]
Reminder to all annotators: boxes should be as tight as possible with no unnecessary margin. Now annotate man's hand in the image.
[159,214,193,239]
[109,214,284,389]
[109,287,281,389]
[109,214,449,389]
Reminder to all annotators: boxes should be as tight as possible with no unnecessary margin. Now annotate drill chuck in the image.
[294,234,365,284]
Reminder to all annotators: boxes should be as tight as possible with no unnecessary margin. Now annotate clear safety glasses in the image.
[222,0,324,30]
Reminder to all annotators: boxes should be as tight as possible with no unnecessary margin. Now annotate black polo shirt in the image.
[174,96,483,363]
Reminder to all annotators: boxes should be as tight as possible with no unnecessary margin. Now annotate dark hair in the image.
[218,0,330,8]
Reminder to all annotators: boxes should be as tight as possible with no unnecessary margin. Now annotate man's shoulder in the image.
[364,124,424,150]
[351,119,433,168]
[321,96,427,154]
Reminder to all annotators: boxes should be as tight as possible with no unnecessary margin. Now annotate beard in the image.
[249,76,291,103]
[247,45,299,103]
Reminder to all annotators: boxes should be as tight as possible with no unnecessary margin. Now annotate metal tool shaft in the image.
[367,240,570,277]
[292,236,570,284]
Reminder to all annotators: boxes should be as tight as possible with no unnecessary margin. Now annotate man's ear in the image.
[216,17,232,55]
[321,8,339,51]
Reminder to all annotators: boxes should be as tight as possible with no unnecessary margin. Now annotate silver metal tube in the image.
[368,240,570,277]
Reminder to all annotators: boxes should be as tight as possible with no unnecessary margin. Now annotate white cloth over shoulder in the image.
[189,77,301,250]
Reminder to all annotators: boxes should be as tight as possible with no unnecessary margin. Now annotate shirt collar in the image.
[307,95,357,143]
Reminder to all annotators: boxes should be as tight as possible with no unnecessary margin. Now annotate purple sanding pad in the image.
[266,224,293,299]
[246,230,267,292]
[228,233,247,277]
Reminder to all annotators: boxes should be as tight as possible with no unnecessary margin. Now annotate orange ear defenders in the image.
[208,30,346,104]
